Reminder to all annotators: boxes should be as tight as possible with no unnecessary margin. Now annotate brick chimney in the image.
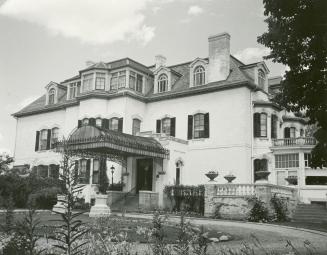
[155,55,167,69]
[208,32,230,82]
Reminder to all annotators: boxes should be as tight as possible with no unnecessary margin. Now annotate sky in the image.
[0,0,286,156]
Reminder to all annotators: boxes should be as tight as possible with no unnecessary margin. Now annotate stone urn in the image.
[285,176,298,185]
[255,171,271,183]
[52,194,67,214]
[205,171,219,182]
[89,194,111,217]
[224,174,236,183]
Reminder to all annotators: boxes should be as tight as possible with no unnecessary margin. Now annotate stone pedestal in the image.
[139,191,159,210]
[89,194,111,217]
[52,195,67,214]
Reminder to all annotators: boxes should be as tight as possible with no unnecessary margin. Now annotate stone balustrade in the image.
[272,137,316,147]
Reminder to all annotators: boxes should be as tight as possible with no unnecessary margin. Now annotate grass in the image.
[269,221,327,233]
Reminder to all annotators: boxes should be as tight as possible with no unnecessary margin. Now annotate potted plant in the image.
[205,171,219,182]
[255,171,271,181]
[285,176,298,185]
[224,174,236,183]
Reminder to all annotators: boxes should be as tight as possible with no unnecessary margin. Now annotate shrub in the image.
[270,194,288,222]
[247,196,270,222]
[73,197,91,210]
[28,187,61,209]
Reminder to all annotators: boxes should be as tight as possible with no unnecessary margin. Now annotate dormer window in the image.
[68,82,79,99]
[83,73,94,92]
[95,73,105,90]
[110,71,126,90]
[258,69,265,89]
[193,66,205,86]
[158,74,168,93]
[48,89,55,105]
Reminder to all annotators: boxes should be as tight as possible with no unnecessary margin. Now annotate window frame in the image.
[258,69,265,89]
[260,113,267,137]
[109,117,119,131]
[193,65,205,86]
[95,118,102,127]
[132,118,141,135]
[193,113,205,139]
[95,72,106,90]
[68,82,78,99]
[51,127,59,149]
[161,117,171,136]
[82,73,94,92]
[48,88,56,105]
[275,153,299,169]
[39,129,48,151]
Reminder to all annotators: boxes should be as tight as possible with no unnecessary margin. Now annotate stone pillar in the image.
[52,195,67,214]
[139,191,159,210]
[204,184,217,217]
[89,194,111,217]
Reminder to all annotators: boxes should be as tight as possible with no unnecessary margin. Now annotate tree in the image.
[0,153,14,174]
[258,0,327,168]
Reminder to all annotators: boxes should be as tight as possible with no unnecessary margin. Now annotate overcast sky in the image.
[0,0,285,156]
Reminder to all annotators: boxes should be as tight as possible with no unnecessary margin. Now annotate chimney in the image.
[155,55,167,69]
[208,32,230,82]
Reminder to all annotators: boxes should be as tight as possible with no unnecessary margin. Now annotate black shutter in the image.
[284,127,290,138]
[89,118,96,126]
[253,113,260,137]
[46,129,51,150]
[118,118,123,132]
[156,119,161,133]
[35,131,40,151]
[102,118,109,129]
[271,115,277,139]
[204,113,210,138]
[187,115,193,140]
[74,160,79,183]
[86,159,91,183]
[78,120,82,128]
[170,117,176,137]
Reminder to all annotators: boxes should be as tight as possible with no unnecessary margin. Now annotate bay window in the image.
[83,73,93,92]
[95,73,105,90]
[68,82,78,99]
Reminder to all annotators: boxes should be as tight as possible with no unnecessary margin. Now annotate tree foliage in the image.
[258,0,327,167]
[0,153,14,174]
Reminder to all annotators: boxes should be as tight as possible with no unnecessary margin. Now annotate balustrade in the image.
[272,137,316,147]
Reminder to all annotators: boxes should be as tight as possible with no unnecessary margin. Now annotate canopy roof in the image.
[54,125,169,160]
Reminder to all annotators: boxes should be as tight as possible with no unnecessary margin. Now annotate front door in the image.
[136,158,153,192]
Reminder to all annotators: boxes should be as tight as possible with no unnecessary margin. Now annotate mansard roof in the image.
[13,55,269,117]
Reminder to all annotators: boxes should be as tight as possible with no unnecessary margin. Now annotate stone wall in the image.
[106,191,126,206]
[139,191,159,210]
[204,183,298,220]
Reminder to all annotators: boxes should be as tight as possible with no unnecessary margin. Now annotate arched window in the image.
[96,118,102,127]
[109,117,119,131]
[132,118,141,135]
[258,69,265,89]
[48,88,55,105]
[254,159,268,181]
[158,74,168,93]
[175,160,183,185]
[193,66,205,86]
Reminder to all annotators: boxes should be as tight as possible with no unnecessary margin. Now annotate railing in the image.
[214,183,296,199]
[216,184,255,196]
[272,137,316,147]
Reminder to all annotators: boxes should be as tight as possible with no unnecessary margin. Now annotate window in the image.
[284,127,296,138]
[158,74,168,93]
[305,176,327,185]
[39,129,48,150]
[253,113,267,137]
[175,161,183,185]
[194,113,205,139]
[254,159,268,181]
[109,118,119,131]
[161,118,171,136]
[110,72,118,90]
[96,118,102,127]
[258,69,265,89]
[136,74,143,93]
[118,71,126,88]
[290,127,296,138]
[51,127,59,148]
[83,73,93,92]
[132,118,141,135]
[129,71,136,89]
[304,153,311,168]
[68,82,78,99]
[271,114,278,139]
[193,66,205,86]
[82,118,89,126]
[48,89,55,105]
[80,159,87,178]
[275,154,299,168]
[95,73,105,90]
[92,159,100,184]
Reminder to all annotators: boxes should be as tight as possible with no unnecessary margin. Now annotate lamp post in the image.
[110,165,115,190]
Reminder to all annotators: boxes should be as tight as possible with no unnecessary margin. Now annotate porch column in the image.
[89,158,94,185]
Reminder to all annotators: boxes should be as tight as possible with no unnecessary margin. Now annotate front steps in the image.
[292,204,327,223]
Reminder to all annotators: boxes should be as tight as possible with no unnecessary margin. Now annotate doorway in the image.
[136,158,153,192]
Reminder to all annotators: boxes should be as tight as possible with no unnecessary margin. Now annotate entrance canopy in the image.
[54,125,169,161]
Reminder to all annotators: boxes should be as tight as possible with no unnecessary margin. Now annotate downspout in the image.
[250,91,254,184]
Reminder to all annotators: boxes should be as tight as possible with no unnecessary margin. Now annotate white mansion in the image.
[12,32,327,207]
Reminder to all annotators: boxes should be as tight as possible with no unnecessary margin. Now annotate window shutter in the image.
[156,119,161,133]
[86,159,91,183]
[253,113,260,137]
[46,129,51,150]
[187,115,193,140]
[284,127,290,138]
[89,118,96,126]
[78,120,82,128]
[118,118,123,132]
[102,118,109,129]
[170,117,176,137]
[35,131,40,151]
[74,160,79,183]
[271,115,277,139]
[204,113,210,138]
